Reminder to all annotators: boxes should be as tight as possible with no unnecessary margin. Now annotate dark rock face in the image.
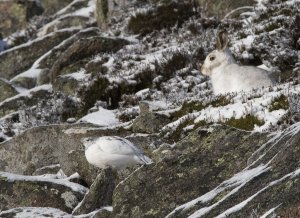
[112,125,269,217]
[196,0,255,18]
[50,36,129,80]
[132,112,170,134]
[0,29,79,80]
[0,207,70,218]
[61,149,100,187]
[112,124,300,217]
[0,172,87,213]
[0,2,27,37]
[0,79,18,102]
[0,85,52,117]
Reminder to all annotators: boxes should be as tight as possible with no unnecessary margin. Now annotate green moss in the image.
[269,95,289,112]
[210,96,231,107]
[170,101,206,120]
[224,115,265,131]
[265,22,280,32]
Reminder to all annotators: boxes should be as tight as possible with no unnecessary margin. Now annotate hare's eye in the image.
[210,56,215,61]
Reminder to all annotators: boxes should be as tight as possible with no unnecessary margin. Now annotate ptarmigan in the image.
[82,136,153,170]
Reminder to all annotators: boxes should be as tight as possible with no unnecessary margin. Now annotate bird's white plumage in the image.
[82,136,153,169]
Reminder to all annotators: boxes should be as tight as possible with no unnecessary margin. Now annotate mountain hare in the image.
[201,30,275,95]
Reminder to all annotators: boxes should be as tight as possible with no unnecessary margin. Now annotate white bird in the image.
[82,136,153,170]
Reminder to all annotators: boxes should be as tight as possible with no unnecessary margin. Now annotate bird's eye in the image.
[210,56,215,61]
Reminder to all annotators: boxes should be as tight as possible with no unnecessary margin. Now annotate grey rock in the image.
[40,0,73,15]
[112,124,300,217]
[196,0,255,18]
[0,172,87,213]
[72,168,117,215]
[0,85,52,117]
[0,123,130,176]
[33,164,61,176]
[50,36,129,81]
[0,79,18,102]
[132,112,170,134]
[61,149,100,187]
[11,76,37,89]
[0,29,79,80]
[0,207,71,218]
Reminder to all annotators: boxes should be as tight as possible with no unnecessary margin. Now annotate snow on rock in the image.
[167,165,270,218]
[78,107,120,126]
[0,207,72,218]
[0,171,88,194]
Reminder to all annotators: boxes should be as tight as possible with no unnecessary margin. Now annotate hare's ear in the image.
[216,30,228,51]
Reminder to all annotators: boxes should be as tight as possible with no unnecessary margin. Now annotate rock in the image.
[0,79,18,102]
[53,74,83,96]
[0,123,130,175]
[0,28,79,80]
[132,112,170,134]
[10,68,50,89]
[0,207,71,218]
[112,125,268,217]
[95,0,109,30]
[50,36,129,80]
[112,124,300,217]
[11,75,37,89]
[95,0,129,30]
[33,164,61,176]
[196,0,255,18]
[0,84,52,117]
[41,0,74,16]
[23,0,44,21]
[0,1,27,37]
[0,172,87,213]
[127,1,196,35]
[61,149,100,187]
[38,28,101,69]
[39,16,90,36]
[72,168,117,215]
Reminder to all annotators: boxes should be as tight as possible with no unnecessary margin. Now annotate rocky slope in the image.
[0,0,299,217]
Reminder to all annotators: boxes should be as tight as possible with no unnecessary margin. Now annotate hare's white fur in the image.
[201,31,275,95]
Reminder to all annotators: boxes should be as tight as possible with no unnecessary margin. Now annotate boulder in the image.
[38,28,101,69]
[0,123,130,176]
[10,68,50,89]
[113,125,269,217]
[112,124,300,217]
[72,168,117,215]
[61,149,100,187]
[0,28,79,80]
[0,172,87,213]
[50,36,129,80]
[196,0,255,18]
[0,84,52,117]
[95,0,129,30]
[132,112,170,134]
[0,207,70,218]
[41,0,74,16]
[0,1,27,37]
[0,79,18,102]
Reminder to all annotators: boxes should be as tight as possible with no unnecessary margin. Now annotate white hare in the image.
[201,31,275,95]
